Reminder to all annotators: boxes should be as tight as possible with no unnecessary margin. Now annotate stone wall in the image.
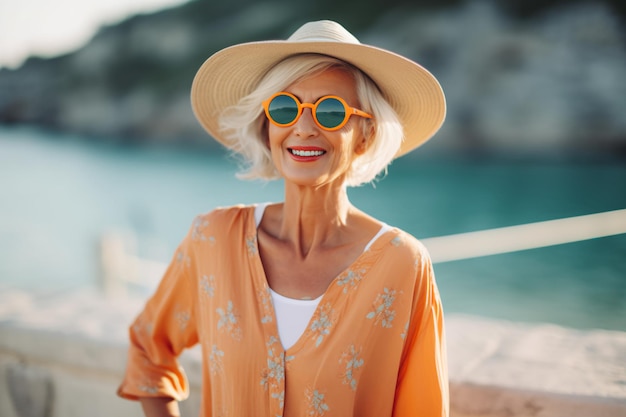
[1,289,624,416]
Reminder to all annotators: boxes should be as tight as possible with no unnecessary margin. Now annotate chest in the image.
[258,237,365,299]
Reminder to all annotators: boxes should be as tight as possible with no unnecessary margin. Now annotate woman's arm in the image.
[140,397,181,417]
[118,222,200,402]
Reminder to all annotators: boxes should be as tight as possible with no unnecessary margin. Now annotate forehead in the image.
[286,68,358,101]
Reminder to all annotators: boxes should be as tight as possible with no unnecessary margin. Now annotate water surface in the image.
[1,126,624,330]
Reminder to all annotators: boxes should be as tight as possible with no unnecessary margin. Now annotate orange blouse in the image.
[118,204,448,416]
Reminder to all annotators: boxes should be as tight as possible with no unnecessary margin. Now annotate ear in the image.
[354,124,375,155]
[354,137,368,155]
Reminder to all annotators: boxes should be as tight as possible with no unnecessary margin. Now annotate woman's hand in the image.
[140,397,181,417]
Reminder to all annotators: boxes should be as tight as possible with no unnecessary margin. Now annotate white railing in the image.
[423,208,626,263]
[99,209,626,296]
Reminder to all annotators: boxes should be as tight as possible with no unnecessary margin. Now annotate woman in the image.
[118,20,448,417]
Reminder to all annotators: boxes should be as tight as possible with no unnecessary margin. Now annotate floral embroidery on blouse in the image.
[401,320,409,340]
[413,258,421,273]
[258,287,274,324]
[310,303,335,347]
[246,235,258,255]
[339,345,364,391]
[132,316,153,336]
[137,377,160,395]
[200,274,216,297]
[260,337,291,410]
[272,390,285,410]
[208,344,224,375]
[260,355,285,392]
[216,300,242,340]
[175,310,190,331]
[306,389,329,416]
[336,268,367,293]
[175,250,191,267]
[191,216,210,241]
[260,337,286,387]
[137,384,159,394]
[366,288,399,329]
[391,236,402,247]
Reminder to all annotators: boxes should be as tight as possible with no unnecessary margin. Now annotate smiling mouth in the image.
[288,148,326,157]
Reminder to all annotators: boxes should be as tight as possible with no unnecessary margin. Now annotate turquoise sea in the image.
[1,126,625,330]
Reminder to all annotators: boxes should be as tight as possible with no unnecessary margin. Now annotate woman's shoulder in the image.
[380,226,432,265]
[193,203,261,223]
[186,204,256,239]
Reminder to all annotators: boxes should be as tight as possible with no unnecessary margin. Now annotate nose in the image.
[293,107,318,136]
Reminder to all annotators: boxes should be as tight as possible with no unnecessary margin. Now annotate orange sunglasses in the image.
[262,92,373,131]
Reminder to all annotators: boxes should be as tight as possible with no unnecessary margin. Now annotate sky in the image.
[0,0,189,69]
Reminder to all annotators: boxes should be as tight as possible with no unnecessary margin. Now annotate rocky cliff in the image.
[0,0,624,157]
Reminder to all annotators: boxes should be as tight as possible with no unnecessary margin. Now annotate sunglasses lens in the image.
[268,94,299,125]
[316,97,346,129]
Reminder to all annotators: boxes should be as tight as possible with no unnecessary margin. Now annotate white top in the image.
[269,288,322,349]
[255,203,391,350]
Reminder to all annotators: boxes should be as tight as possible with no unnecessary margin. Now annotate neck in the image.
[279,181,354,257]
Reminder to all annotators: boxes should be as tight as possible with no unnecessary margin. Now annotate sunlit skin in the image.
[258,69,383,302]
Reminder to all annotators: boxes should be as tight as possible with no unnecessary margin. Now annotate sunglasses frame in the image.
[262,92,373,132]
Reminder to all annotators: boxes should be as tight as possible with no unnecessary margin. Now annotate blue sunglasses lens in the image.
[268,94,299,125]
[316,97,346,129]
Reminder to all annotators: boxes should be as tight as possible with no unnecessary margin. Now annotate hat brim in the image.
[191,40,446,157]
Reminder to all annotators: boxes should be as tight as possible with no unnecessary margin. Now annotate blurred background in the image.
[1,0,625,331]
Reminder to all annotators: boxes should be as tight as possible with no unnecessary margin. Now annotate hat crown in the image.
[287,20,361,45]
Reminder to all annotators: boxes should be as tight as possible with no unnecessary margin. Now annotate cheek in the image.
[267,127,290,163]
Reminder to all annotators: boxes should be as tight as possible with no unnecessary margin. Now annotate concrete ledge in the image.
[0,289,624,417]
[446,315,626,400]
[450,383,626,417]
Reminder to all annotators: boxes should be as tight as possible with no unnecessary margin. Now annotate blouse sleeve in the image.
[117,227,199,401]
[392,250,449,417]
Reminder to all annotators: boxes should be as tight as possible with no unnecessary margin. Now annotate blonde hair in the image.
[219,54,403,187]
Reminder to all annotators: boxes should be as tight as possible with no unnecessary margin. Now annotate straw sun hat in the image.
[191,20,446,157]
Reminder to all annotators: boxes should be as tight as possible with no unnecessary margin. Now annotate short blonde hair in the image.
[219,54,403,187]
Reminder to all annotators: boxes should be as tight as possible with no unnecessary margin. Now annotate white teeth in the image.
[291,149,325,157]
